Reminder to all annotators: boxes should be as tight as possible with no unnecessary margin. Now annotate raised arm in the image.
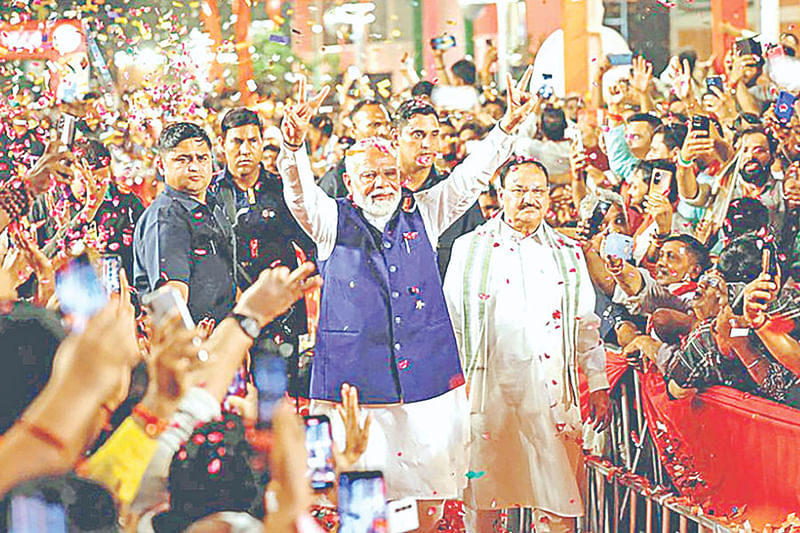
[278,75,338,260]
[417,67,537,240]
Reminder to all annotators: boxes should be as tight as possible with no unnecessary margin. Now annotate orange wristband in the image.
[18,419,67,456]
[131,404,168,438]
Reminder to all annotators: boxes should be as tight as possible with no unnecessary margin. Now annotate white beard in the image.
[353,187,400,218]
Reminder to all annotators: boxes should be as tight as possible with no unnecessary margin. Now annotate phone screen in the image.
[607,53,633,66]
[100,254,121,295]
[55,254,108,332]
[604,233,634,261]
[141,286,195,330]
[304,415,336,491]
[430,35,456,51]
[57,114,77,150]
[338,471,388,533]
[9,495,67,533]
[775,91,797,123]
[252,353,287,428]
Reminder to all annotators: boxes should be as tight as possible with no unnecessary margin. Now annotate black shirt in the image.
[92,183,146,275]
[133,185,236,323]
[210,165,315,337]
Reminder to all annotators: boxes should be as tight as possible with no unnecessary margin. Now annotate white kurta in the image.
[443,217,609,515]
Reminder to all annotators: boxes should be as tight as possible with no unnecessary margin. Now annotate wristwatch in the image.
[230,313,262,340]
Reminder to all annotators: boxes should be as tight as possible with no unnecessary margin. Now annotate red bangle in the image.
[131,404,168,437]
[18,419,67,456]
[608,113,624,122]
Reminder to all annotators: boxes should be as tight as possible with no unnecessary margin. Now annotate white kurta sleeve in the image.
[443,234,468,356]
[278,144,338,261]
[575,248,610,392]
[415,125,513,244]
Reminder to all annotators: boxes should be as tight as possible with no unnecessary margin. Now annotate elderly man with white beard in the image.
[277,72,536,529]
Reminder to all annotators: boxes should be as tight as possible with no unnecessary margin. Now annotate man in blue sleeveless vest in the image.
[276,71,537,527]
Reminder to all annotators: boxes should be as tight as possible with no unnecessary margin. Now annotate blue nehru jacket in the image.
[312,198,465,404]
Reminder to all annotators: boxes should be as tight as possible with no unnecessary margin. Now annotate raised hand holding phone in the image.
[742,248,779,329]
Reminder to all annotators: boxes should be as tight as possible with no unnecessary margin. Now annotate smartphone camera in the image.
[705,76,724,93]
[585,200,611,236]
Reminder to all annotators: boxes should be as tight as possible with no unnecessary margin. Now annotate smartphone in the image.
[304,415,336,491]
[99,253,121,295]
[430,35,456,51]
[691,114,710,137]
[338,471,389,533]
[649,162,675,195]
[227,366,249,397]
[57,113,77,151]
[775,90,797,123]
[387,498,419,533]
[734,37,762,59]
[607,53,633,66]
[586,200,611,235]
[8,494,67,533]
[55,253,108,333]
[252,352,287,428]
[141,286,195,330]
[538,83,554,100]
[604,233,634,262]
[705,76,724,92]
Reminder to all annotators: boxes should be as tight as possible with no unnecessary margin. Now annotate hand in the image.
[712,304,748,356]
[281,75,330,150]
[680,129,715,163]
[23,136,74,194]
[705,85,737,124]
[226,383,258,426]
[335,383,371,470]
[265,402,312,524]
[603,254,625,277]
[10,225,54,303]
[742,272,778,328]
[588,389,611,431]
[233,262,323,329]
[785,163,800,208]
[140,313,203,419]
[607,80,628,106]
[729,53,758,87]
[672,58,693,100]
[569,145,588,176]
[498,66,537,134]
[482,43,498,71]
[596,55,612,76]
[644,192,673,234]
[197,317,216,340]
[622,335,663,366]
[630,55,653,94]
[50,299,140,406]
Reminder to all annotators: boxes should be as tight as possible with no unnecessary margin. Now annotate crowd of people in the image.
[1,23,800,533]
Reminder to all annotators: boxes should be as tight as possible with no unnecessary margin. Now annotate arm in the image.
[576,253,610,391]
[277,146,338,260]
[418,67,537,240]
[603,125,638,183]
[755,318,800,378]
[417,125,515,241]
[432,48,453,86]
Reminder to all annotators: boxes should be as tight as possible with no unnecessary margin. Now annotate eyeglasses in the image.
[505,187,548,199]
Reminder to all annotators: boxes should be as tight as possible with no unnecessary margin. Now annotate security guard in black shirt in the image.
[133,122,237,324]
[211,108,316,396]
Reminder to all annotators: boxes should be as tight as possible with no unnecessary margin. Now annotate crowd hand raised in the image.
[498,66,537,135]
[50,298,140,409]
[784,162,800,208]
[672,58,693,101]
[281,75,331,150]
[10,225,54,302]
[644,192,673,234]
[630,55,653,94]
[264,402,311,531]
[706,85,737,124]
[742,272,778,328]
[606,79,629,108]
[141,313,204,420]
[728,53,758,87]
[335,383,371,471]
[233,262,323,330]
[680,129,715,163]
[23,135,74,194]
[569,145,588,176]
[226,383,258,426]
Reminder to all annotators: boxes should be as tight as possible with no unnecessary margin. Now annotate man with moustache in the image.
[444,157,610,533]
[133,122,236,324]
[277,72,535,529]
[731,128,784,228]
[210,108,314,355]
